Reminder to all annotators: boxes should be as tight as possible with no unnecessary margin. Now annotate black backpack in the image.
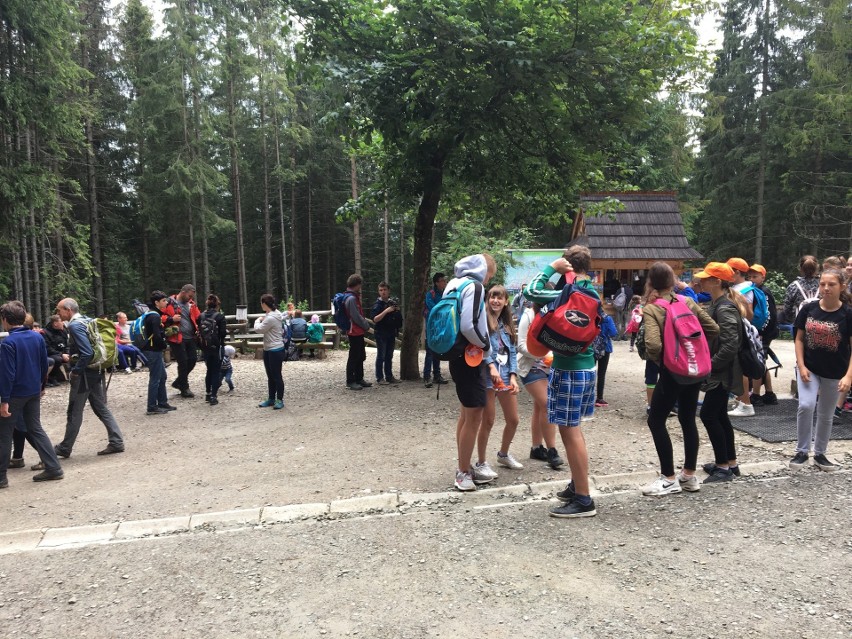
[198,311,221,349]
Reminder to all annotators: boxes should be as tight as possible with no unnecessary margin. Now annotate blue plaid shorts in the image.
[547,369,596,427]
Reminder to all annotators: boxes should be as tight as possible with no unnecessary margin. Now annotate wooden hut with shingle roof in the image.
[569,191,702,276]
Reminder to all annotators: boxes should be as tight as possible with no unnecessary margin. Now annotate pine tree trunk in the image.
[399,213,406,312]
[26,128,42,321]
[227,66,248,305]
[307,168,314,308]
[400,157,444,379]
[384,197,389,282]
[290,152,298,301]
[20,226,32,309]
[351,155,361,274]
[754,0,770,262]
[273,113,289,301]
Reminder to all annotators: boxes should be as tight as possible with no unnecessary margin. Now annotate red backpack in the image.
[653,296,712,384]
[528,283,602,357]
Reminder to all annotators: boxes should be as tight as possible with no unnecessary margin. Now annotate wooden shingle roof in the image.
[570,192,703,261]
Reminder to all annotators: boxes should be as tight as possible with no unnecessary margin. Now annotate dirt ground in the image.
[2,338,849,534]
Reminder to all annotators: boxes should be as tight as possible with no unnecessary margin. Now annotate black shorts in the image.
[449,358,487,408]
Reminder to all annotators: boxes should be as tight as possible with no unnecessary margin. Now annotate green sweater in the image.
[524,266,599,371]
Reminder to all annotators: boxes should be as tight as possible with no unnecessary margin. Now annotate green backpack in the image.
[75,317,119,371]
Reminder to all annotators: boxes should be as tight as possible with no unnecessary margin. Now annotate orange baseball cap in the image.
[748,264,767,277]
[726,257,750,274]
[694,262,735,282]
[464,344,484,367]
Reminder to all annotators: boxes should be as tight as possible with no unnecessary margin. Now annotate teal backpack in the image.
[740,283,769,331]
[426,279,483,360]
[129,311,158,349]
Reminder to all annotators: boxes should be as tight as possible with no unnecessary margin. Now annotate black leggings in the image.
[596,352,610,401]
[262,348,286,401]
[647,367,701,476]
[700,385,737,465]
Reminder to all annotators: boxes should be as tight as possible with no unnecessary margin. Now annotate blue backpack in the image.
[332,292,354,332]
[741,283,769,331]
[129,311,157,349]
[426,279,483,360]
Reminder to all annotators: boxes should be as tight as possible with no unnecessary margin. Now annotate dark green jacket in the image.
[703,296,743,395]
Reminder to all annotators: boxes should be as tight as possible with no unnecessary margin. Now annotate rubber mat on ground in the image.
[730,398,852,442]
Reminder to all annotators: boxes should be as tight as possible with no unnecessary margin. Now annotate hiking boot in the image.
[209,397,219,406]
[205,394,211,402]
[702,462,740,477]
[376,379,389,385]
[813,454,840,472]
[530,445,548,462]
[471,461,498,484]
[454,471,476,492]
[496,452,523,470]
[556,480,576,502]
[0,477,7,489]
[33,470,64,482]
[357,380,373,388]
[434,375,449,385]
[788,452,809,470]
[97,444,125,456]
[273,399,284,410]
[31,461,44,471]
[677,472,701,492]
[387,377,402,384]
[54,446,70,459]
[8,458,24,469]
[641,475,682,496]
[347,383,363,391]
[258,398,275,407]
[158,404,177,411]
[146,407,170,415]
[727,403,755,417]
[549,499,596,518]
[703,467,735,483]
[750,393,764,407]
[547,447,565,469]
[180,389,195,398]
[763,392,778,405]
[424,376,433,388]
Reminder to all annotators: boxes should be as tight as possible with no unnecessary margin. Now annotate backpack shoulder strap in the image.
[793,280,807,298]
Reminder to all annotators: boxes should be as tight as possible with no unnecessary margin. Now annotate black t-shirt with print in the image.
[794,301,852,379]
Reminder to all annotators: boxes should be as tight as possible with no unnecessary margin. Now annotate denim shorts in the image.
[485,364,513,390]
[644,360,660,387]
[520,368,549,386]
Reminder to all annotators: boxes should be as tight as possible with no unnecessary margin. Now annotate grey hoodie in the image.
[445,254,490,350]
[253,310,286,351]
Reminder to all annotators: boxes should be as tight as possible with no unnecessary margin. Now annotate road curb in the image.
[0,460,799,555]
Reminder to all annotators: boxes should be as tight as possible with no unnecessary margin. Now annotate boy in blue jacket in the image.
[0,301,64,487]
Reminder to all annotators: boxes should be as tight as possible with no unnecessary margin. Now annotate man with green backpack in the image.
[54,298,125,458]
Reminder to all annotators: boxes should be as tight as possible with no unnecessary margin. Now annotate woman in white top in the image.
[253,293,287,410]
[517,304,564,469]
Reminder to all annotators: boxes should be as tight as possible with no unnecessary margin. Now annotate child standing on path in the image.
[447,254,495,492]
[790,268,852,471]
[594,313,618,407]
[474,286,522,481]
[372,282,404,384]
[524,246,600,518]
[625,295,643,352]
[517,305,563,469]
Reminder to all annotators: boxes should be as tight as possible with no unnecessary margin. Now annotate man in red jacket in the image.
[161,284,201,398]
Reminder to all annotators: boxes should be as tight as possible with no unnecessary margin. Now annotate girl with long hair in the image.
[694,262,749,483]
[790,269,852,471]
[473,285,523,482]
[640,262,719,496]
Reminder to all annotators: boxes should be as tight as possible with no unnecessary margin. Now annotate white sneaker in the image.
[496,452,523,470]
[454,470,476,492]
[727,398,740,412]
[472,461,498,484]
[727,403,755,417]
[677,472,701,492]
[641,475,682,496]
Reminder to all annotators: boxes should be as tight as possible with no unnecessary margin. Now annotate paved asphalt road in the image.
[1,470,850,638]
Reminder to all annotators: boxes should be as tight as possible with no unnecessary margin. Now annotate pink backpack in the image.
[653,296,712,384]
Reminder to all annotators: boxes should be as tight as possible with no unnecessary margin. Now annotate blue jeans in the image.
[423,345,442,379]
[375,333,396,381]
[220,367,233,389]
[117,343,147,369]
[204,348,223,397]
[263,348,285,400]
[145,351,168,410]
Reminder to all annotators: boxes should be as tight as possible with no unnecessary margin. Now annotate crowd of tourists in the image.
[1,255,850,521]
